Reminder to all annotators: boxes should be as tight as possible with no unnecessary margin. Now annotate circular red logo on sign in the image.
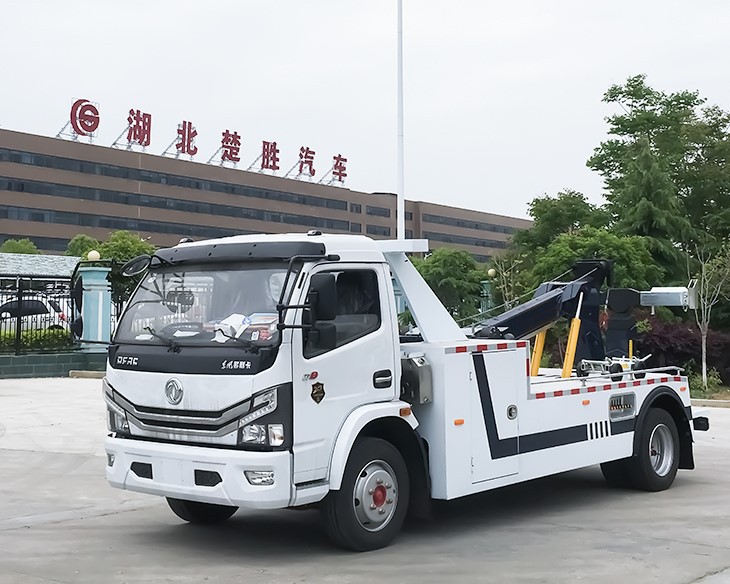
[70,99,100,136]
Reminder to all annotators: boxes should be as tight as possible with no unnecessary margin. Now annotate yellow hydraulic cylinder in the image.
[561,293,584,378]
[530,331,546,376]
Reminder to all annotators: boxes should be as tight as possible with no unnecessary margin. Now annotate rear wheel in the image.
[166,498,237,524]
[321,437,409,551]
[626,408,679,491]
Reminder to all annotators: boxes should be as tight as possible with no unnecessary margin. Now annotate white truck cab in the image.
[103,232,709,551]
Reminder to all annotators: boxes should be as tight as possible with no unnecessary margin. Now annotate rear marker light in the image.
[454,419,465,426]
[107,453,115,467]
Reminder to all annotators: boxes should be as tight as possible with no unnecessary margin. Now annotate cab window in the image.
[304,269,381,358]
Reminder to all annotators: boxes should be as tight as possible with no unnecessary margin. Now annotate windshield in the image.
[114,264,293,347]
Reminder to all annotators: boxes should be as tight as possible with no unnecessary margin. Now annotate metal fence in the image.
[0,276,77,355]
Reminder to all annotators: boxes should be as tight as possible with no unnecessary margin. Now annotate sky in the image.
[1,1,729,220]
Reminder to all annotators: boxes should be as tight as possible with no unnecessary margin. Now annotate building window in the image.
[0,148,349,212]
[405,211,413,221]
[405,229,413,239]
[366,225,391,237]
[350,203,362,213]
[0,177,352,232]
[350,223,362,233]
[421,213,517,235]
[422,231,507,249]
[366,205,391,218]
[0,204,256,240]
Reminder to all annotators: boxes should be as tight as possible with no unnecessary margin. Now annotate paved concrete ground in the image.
[1,377,729,584]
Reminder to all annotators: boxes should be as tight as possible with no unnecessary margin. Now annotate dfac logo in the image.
[165,378,184,405]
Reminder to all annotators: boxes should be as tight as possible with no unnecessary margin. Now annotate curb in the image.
[68,370,105,379]
[691,399,730,409]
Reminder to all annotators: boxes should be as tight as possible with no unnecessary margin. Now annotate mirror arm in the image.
[276,323,313,331]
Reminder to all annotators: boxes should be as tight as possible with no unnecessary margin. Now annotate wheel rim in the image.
[352,459,398,532]
[649,423,675,477]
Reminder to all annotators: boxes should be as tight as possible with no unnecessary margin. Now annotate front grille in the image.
[194,469,222,487]
[112,388,251,435]
[131,462,153,479]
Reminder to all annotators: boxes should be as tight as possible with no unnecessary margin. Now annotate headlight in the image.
[238,387,278,428]
[105,390,129,433]
[238,386,287,448]
[240,423,267,444]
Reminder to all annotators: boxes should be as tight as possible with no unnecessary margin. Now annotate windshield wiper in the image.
[143,326,180,352]
[213,327,260,351]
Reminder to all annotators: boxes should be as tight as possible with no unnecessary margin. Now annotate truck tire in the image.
[166,498,237,524]
[600,458,630,488]
[626,408,680,491]
[321,437,410,551]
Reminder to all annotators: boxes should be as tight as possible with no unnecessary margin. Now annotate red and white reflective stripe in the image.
[445,341,528,354]
[528,375,685,400]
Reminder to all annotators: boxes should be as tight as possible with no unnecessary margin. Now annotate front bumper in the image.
[105,436,292,509]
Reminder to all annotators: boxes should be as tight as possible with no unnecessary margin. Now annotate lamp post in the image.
[396,0,405,240]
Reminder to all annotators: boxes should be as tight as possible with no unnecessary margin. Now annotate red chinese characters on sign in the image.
[332,154,347,182]
[126,109,152,147]
[299,146,316,176]
[69,99,100,136]
[221,130,241,163]
[176,120,198,156]
[261,140,280,171]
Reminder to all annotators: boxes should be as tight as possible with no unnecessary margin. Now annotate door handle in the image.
[373,369,393,389]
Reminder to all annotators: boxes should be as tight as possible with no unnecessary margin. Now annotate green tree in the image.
[512,189,610,253]
[588,74,730,246]
[411,247,487,319]
[98,231,156,309]
[66,234,100,258]
[691,244,730,390]
[0,238,41,254]
[613,137,691,280]
[526,227,662,292]
[98,230,155,262]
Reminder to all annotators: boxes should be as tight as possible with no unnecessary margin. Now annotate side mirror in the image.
[71,277,83,312]
[121,254,152,277]
[308,273,337,321]
[70,316,83,338]
[308,322,337,352]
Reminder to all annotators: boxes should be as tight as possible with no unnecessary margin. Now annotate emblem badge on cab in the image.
[165,378,184,405]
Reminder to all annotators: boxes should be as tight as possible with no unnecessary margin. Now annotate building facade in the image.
[0,129,531,259]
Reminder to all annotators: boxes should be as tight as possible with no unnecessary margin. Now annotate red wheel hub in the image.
[372,485,387,507]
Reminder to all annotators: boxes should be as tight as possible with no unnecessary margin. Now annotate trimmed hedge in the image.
[0,329,74,352]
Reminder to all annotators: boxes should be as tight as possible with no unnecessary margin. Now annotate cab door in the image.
[291,264,397,484]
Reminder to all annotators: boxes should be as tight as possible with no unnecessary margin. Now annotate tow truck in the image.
[100,232,709,551]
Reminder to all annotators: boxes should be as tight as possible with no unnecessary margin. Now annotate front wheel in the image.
[166,498,237,524]
[320,437,410,551]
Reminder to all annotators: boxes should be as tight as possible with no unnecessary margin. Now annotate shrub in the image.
[0,329,74,352]
[686,366,723,398]
[635,316,730,384]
